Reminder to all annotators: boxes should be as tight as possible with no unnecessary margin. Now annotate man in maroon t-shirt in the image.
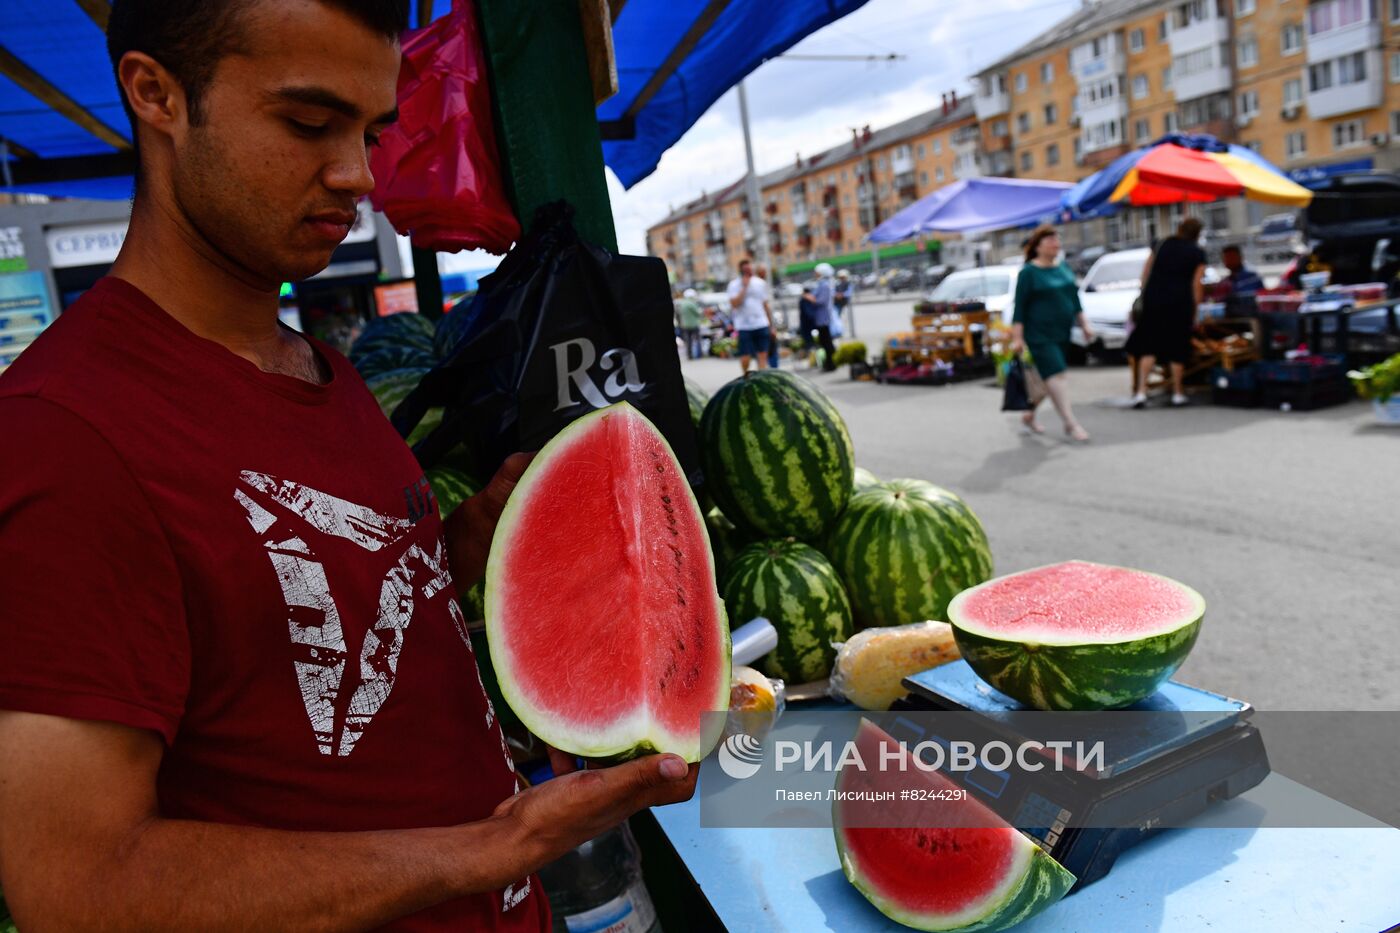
[0,1,696,930]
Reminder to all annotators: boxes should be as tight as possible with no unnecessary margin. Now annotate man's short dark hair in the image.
[107,0,408,132]
[1222,244,1243,256]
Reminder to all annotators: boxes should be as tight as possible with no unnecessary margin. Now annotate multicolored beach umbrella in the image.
[1062,133,1312,219]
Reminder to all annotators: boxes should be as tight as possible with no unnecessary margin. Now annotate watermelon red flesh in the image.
[948,561,1204,711]
[835,721,1074,932]
[486,403,729,761]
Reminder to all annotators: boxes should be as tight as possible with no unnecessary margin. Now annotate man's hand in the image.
[493,754,697,869]
[444,452,533,590]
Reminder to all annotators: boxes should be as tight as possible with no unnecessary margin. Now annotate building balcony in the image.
[1078,95,1128,127]
[1307,69,1383,118]
[765,200,780,215]
[792,206,809,226]
[705,229,725,246]
[1073,51,1126,83]
[1307,13,1382,64]
[770,236,784,255]
[826,226,842,242]
[1168,13,1229,56]
[1173,63,1232,101]
[952,126,981,150]
[975,81,1010,118]
[984,150,1015,177]
[741,221,753,239]
[891,154,915,174]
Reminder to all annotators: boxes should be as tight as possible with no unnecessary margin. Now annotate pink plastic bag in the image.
[368,0,520,254]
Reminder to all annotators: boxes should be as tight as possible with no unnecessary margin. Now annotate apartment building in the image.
[646,97,977,286]
[648,0,1400,282]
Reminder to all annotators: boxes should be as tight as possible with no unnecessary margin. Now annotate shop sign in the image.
[1287,158,1374,189]
[46,221,128,269]
[373,281,419,316]
[0,226,27,272]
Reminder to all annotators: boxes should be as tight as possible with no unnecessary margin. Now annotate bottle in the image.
[538,822,661,933]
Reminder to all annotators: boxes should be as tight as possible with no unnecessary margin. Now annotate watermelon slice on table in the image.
[485,403,730,762]
[948,561,1204,711]
[835,720,1074,932]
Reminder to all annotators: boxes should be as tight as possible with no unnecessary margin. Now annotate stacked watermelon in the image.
[695,371,994,687]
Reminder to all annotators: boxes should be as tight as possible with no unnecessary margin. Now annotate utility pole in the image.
[737,80,768,274]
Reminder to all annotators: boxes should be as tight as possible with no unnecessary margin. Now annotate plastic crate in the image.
[1255,355,1347,384]
[1261,378,1352,411]
[1212,364,1258,392]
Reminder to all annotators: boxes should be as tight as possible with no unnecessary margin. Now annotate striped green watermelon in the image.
[366,367,442,446]
[426,466,479,519]
[948,561,1204,711]
[700,371,854,540]
[853,467,880,491]
[721,539,852,683]
[836,720,1074,931]
[705,506,748,579]
[685,378,709,429]
[350,312,436,363]
[826,479,992,630]
[354,345,438,381]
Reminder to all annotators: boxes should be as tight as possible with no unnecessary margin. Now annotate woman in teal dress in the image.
[1011,226,1095,442]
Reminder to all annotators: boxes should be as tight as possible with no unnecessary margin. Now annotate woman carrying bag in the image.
[1010,226,1094,442]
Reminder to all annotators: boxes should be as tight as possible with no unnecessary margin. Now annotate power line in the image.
[773,53,908,62]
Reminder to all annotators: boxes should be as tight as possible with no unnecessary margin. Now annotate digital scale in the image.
[885,661,1271,891]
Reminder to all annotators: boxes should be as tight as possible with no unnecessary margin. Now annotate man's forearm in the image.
[16,814,531,933]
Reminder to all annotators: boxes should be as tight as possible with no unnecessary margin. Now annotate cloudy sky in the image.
[605,0,1083,254]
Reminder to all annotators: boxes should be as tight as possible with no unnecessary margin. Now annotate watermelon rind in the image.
[721,539,852,683]
[700,371,854,541]
[852,466,880,491]
[349,312,436,362]
[834,721,1074,932]
[354,345,437,381]
[485,403,731,762]
[826,479,993,630]
[426,466,479,519]
[366,367,443,446]
[947,562,1205,711]
[684,378,709,429]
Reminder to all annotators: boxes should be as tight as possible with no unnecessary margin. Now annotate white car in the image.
[1076,248,1149,354]
[924,265,1023,324]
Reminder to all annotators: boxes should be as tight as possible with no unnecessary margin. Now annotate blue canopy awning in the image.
[0,0,871,199]
[867,176,1075,243]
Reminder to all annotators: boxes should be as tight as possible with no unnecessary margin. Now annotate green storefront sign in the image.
[781,238,939,277]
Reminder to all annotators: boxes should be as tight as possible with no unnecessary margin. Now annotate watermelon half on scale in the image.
[948,560,1205,711]
[835,720,1074,932]
[486,403,730,762]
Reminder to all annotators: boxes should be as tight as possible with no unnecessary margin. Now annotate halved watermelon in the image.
[948,561,1204,711]
[485,404,730,761]
[835,720,1074,932]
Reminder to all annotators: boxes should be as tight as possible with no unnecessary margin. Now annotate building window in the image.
[1392,0,1400,21]
[1135,117,1151,140]
[1309,61,1333,91]
[1046,143,1061,165]
[1237,37,1258,69]
[992,119,1008,136]
[916,144,925,158]
[1133,74,1149,99]
[1130,28,1146,52]
[1312,52,1368,91]
[1021,151,1033,171]
[840,169,847,181]
[1391,111,1400,135]
[1073,136,1083,160]
[920,171,928,184]
[1015,72,1028,93]
[933,138,943,154]
[844,193,851,205]
[1044,103,1058,124]
[1017,112,1031,134]
[1235,0,1255,15]
[876,157,886,171]
[1333,119,1366,149]
[1392,53,1400,83]
[1281,23,1304,54]
[1284,77,1304,105]
[1162,65,1173,89]
[1164,111,1179,133]
[1309,0,1371,35]
[1246,140,1262,152]
[1041,62,1054,83]
[1239,90,1260,117]
[936,167,945,182]
[1174,47,1215,78]
[1286,131,1308,158]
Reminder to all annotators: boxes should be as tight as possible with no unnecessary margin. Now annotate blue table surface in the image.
[653,772,1400,932]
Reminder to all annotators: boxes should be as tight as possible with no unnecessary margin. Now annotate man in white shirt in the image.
[727,258,775,373]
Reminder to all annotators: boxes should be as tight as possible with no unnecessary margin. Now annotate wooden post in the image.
[412,245,444,319]
[475,0,618,252]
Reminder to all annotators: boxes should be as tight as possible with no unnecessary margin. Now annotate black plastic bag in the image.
[1001,359,1032,411]
[392,202,700,484]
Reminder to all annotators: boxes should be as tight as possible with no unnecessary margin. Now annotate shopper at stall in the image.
[1010,226,1094,442]
[1129,218,1206,408]
[803,263,840,372]
[675,287,704,359]
[0,2,696,931]
[755,262,781,369]
[727,257,775,373]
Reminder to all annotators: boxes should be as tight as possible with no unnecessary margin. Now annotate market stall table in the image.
[643,723,1400,932]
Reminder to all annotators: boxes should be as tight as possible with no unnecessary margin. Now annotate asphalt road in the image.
[683,297,1399,711]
